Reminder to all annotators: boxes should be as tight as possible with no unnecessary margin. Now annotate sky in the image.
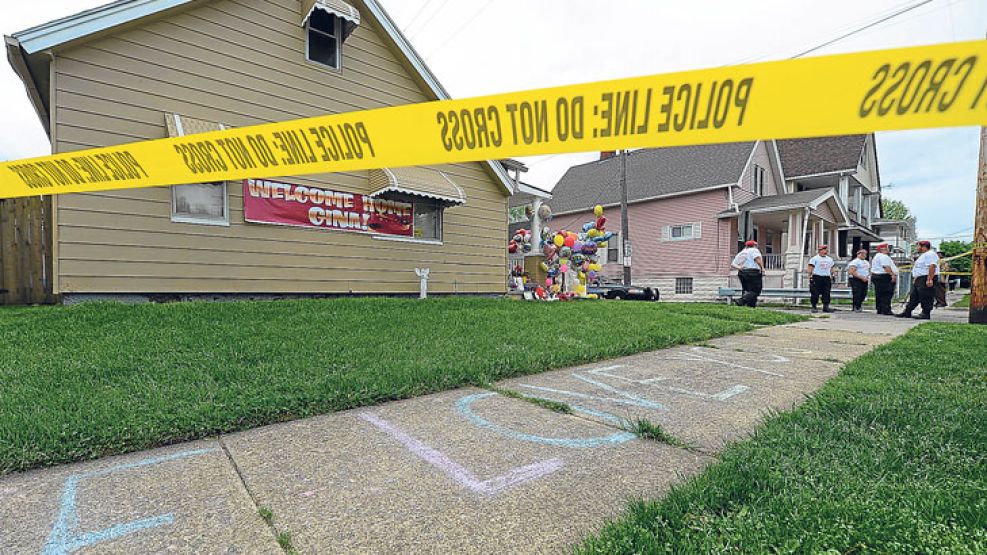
[1,0,985,241]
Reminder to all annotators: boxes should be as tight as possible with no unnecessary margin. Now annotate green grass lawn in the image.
[955,294,971,308]
[578,323,987,554]
[0,298,801,475]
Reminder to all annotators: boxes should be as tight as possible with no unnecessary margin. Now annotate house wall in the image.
[49,0,509,296]
[552,188,734,299]
[736,141,784,200]
[853,136,881,193]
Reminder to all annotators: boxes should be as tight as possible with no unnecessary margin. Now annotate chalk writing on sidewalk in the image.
[456,392,637,448]
[43,448,216,555]
[360,412,564,495]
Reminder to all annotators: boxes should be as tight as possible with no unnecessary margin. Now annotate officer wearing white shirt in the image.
[897,240,938,320]
[731,240,765,307]
[807,245,836,313]
[870,244,898,316]
[846,249,870,312]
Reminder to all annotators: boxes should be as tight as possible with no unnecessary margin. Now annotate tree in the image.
[939,240,972,273]
[881,198,914,221]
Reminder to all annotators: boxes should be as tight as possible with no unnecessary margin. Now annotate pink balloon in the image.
[560,264,570,273]
[546,278,553,288]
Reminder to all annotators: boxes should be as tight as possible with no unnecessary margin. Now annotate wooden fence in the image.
[0,196,56,305]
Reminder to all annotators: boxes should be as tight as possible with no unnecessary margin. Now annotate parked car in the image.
[589,284,660,301]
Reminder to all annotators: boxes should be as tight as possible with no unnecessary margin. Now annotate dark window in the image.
[607,233,620,263]
[307,11,340,69]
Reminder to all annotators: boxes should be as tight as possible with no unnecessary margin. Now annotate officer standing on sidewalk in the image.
[870,244,898,315]
[846,249,870,312]
[897,240,938,320]
[731,240,765,307]
[807,245,836,313]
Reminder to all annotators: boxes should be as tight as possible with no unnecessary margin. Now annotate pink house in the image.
[542,136,883,299]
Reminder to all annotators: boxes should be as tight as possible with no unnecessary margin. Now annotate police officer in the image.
[897,240,938,320]
[870,243,898,316]
[807,244,836,313]
[731,240,765,307]
[846,249,870,312]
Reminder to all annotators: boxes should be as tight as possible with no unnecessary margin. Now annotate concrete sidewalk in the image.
[0,311,964,554]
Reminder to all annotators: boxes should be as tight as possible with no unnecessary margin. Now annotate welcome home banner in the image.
[1,40,985,199]
[243,179,414,237]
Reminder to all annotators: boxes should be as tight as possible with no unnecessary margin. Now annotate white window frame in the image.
[603,232,622,265]
[171,182,229,227]
[753,164,765,196]
[306,11,343,71]
[674,277,694,295]
[665,223,701,242]
[412,201,444,242]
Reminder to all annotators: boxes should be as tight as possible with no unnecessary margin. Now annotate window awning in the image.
[165,114,225,137]
[370,167,466,206]
[302,0,361,37]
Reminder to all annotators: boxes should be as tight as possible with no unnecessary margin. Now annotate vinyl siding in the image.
[551,189,733,283]
[50,0,509,295]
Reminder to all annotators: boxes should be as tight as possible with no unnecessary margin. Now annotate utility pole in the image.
[971,125,987,324]
[620,150,632,286]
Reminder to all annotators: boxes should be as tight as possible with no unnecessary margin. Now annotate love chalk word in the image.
[360,412,563,495]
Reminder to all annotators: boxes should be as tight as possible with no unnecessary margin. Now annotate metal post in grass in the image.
[971,126,987,324]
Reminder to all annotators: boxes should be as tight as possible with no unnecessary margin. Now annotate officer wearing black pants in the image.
[897,240,938,320]
[870,243,898,315]
[731,240,765,307]
[807,244,836,313]
[846,249,870,312]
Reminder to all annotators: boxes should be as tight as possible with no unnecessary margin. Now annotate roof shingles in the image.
[548,142,755,215]
[776,135,867,179]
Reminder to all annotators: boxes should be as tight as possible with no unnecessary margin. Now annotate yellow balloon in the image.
[588,294,599,299]
[594,205,604,217]
[599,241,608,248]
[587,229,600,238]
[590,263,602,272]
[553,235,564,247]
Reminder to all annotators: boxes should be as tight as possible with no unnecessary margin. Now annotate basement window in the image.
[675,277,694,295]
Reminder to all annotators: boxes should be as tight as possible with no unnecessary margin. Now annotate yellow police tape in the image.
[2,40,986,200]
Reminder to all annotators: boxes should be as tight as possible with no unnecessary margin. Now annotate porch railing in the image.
[763,254,785,270]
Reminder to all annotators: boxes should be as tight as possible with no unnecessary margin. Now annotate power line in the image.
[789,0,935,58]
[425,0,496,58]
[734,0,936,65]
[403,0,439,33]
[408,0,454,39]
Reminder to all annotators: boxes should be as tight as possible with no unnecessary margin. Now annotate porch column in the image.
[531,198,543,251]
[785,209,805,288]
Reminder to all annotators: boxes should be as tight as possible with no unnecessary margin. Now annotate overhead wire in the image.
[408,0,455,40]
[402,0,439,34]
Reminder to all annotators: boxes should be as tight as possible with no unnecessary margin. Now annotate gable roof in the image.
[723,189,831,215]
[776,135,868,179]
[5,0,514,194]
[548,142,756,215]
[720,189,851,226]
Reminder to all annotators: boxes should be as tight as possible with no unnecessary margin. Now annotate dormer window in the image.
[302,0,361,71]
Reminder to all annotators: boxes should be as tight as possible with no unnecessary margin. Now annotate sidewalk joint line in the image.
[217,437,287,552]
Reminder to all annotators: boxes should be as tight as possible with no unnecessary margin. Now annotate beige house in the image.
[4,0,514,303]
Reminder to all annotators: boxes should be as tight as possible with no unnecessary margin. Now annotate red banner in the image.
[243,179,414,237]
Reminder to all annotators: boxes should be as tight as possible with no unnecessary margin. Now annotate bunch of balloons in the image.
[534,204,612,300]
[508,229,533,254]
